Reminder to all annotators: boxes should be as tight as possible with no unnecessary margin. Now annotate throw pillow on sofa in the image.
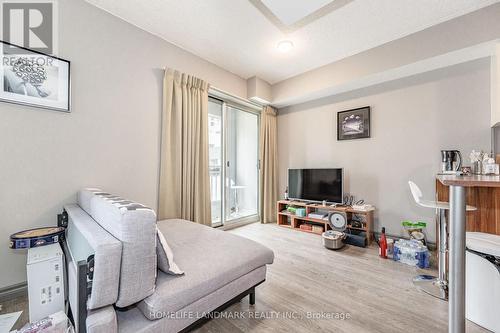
[156,227,184,275]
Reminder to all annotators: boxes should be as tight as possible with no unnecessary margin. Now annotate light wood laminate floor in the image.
[194,222,488,333]
[1,223,489,332]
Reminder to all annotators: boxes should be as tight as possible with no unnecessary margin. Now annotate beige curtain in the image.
[259,105,279,223]
[158,68,211,225]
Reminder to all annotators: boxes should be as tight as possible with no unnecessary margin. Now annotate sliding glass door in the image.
[208,97,260,227]
[225,106,259,222]
[208,99,223,226]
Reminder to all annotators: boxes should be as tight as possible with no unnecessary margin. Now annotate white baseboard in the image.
[0,282,27,302]
[221,218,260,231]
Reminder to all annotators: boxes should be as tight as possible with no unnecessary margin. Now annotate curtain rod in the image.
[209,86,263,111]
[162,68,264,110]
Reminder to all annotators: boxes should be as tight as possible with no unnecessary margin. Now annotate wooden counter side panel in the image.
[436,180,500,235]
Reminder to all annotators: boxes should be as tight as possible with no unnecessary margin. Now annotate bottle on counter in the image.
[483,153,499,175]
[284,186,289,200]
[379,227,388,259]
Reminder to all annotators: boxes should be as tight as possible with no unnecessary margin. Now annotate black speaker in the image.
[345,232,367,248]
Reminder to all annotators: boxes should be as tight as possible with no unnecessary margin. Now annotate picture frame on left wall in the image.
[0,40,70,112]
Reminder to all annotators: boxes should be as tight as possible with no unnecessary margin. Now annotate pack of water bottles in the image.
[393,239,430,269]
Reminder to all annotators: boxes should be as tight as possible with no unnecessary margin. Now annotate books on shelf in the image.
[299,224,312,231]
[308,213,328,219]
[312,225,324,234]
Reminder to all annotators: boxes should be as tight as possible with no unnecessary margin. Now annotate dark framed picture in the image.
[337,106,370,140]
[0,40,70,112]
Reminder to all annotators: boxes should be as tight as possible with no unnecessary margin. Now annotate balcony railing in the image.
[209,165,222,201]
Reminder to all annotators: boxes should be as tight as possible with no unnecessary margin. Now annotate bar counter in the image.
[436,174,500,333]
[436,175,500,235]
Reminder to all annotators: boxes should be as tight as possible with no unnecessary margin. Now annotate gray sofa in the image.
[63,189,274,333]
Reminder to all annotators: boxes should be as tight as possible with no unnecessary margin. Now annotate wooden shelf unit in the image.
[276,200,374,244]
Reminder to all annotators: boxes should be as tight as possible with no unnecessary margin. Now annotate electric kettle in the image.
[441,150,462,172]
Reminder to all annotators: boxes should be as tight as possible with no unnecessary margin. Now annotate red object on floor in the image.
[379,227,388,259]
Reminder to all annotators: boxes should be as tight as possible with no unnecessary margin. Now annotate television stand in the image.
[276,200,374,245]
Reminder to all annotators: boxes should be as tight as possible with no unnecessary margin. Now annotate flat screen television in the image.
[288,168,343,204]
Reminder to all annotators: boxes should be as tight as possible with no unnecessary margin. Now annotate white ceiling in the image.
[259,0,335,26]
[85,0,499,84]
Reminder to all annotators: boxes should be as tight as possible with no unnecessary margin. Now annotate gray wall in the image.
[277,59,491,242]
[0,0,246,289]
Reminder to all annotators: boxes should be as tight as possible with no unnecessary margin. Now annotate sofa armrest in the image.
[88,193,157,307]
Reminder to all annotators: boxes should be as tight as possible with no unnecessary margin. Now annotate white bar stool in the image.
[408,181,476,300]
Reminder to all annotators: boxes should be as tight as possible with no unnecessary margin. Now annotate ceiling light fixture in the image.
[277,40,294,53]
